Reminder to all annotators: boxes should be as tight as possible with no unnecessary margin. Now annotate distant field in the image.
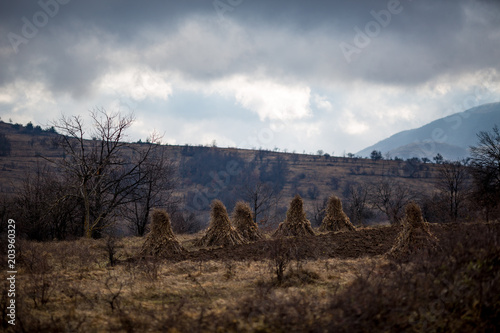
[0,121,443,228]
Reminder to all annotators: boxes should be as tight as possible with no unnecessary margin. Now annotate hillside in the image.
[357,102,500,160]
[0,121,443,229]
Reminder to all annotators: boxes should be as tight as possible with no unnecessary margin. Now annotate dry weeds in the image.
[140,209,186,258]
[273,195,315,237]
[195,199,246,247]
[232,201,263,242]
[5,222,498,332]
[319,195,356,232]
[387,202,438,260]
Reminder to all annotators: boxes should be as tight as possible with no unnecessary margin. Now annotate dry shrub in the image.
[273,195,315,237]
[232,224,499,331]
[232,201,263,242]
[319,195,356,232]
[19,243,56,308]
[141,209,186,258]
[388,202,438,260]
[195,200,246,247]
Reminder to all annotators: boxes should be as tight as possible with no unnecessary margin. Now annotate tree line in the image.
[1,111,499,240]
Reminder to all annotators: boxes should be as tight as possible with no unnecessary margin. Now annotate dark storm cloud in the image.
[0,0,499,97]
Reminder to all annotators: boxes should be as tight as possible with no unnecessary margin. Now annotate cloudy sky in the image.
[0,0,499,155]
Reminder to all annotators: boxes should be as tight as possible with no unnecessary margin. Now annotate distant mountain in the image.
[357,102,500,161]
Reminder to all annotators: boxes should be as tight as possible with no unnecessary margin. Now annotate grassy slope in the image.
[0,121,442,219]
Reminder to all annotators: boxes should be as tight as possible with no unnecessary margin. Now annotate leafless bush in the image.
[370,178,416,224]
[19,243,56,308]
[267,237,294,285]
[103,234,123,267]
[103,273,125,312]
[14,165,81,241]
[170,210,204,234]
[223,260,236,280]
[137,257,161,282]
[16,296,87,333]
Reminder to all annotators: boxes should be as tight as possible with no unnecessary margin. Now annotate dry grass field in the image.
[2,222,499,332]
[1,121,499,332]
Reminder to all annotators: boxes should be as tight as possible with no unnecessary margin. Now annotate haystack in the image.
[232,201,263,242]
[273,195,315,237]
[141,209,185,257]
[319,195,356,232]
[388,202,438,259]
[195,200,246,247]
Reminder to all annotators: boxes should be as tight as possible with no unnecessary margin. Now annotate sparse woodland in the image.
[1,114,500,332]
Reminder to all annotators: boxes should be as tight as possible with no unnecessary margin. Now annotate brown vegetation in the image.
[388,202,438,260]
[140,209,185,258]
[273,195,315,237]
[5,222,499,332]
[195,200,246,247]
[232,201,263,242]
[319,195,356,232]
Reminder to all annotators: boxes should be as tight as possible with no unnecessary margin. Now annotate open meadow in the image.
[2,221,499,332]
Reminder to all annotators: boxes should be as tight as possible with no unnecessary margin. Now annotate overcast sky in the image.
[0,0,499,155]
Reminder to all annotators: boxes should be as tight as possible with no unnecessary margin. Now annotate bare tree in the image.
[311,197,328,227]
[122,147,178,236]
[470,125,500,221]
[370,179,415,224]
[436,160,471,222]
[50,109,163,238]
[344,183,370,226]
[241,174,282,227]
[14,165,80,240]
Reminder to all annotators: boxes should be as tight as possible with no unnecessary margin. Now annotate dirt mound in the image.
[195,200,246,247]
[388,202,438,260]
[141,209,186,258]
[273,195,315,237]
[185,226,400,262]
[319,195,356,232]
[232,201,263,242]
[132,222,498,264]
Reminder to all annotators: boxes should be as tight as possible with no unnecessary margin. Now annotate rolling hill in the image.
[0,120,442,230]
[357,102,500,161]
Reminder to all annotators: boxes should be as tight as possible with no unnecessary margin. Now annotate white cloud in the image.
[0,80,61,125]
[209,76,312,121]
[98,68,172,102]
[1,2,500,158]
[314,94,333,111]
[343,111,369,135]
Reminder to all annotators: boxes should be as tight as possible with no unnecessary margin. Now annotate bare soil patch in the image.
[147,222,498,263]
